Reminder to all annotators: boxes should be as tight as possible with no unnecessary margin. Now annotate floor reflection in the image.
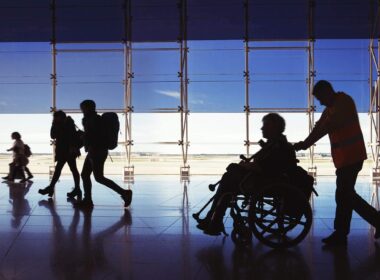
[38,199,131,279]
[1,175,380,279]
[6,181,32,228]
[197,244,311,280]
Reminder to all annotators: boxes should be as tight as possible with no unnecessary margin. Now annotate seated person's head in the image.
[53,110,66,123]
[261,113,285,140]
[80,100,96,115]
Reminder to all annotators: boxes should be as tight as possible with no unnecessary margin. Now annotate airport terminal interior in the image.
[1,0,380,279]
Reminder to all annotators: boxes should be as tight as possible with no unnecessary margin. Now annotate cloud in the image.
[0,101,8,106]
[190,99,204,105]
[156,90,180,99]
[156,90,205,105]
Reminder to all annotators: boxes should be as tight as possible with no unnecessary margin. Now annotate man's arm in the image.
[294,110,329,151]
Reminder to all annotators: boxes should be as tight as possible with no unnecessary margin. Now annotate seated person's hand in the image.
[293,141,307,151]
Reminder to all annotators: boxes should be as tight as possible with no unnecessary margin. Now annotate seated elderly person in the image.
[198,113,298,236]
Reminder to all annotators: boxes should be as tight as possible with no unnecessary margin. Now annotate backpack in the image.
[74,129,84,149]
[287,166,314,200]
[24,144,32,158]
[282,166,314,217]
[101,112,120,150]
[67,116,84,149]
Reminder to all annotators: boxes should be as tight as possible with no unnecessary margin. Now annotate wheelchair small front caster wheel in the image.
[231,227,252,246]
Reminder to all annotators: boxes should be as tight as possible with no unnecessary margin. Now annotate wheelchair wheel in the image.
[249,183,312,249]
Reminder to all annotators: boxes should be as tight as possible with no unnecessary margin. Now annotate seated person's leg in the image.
[199,163,251,234]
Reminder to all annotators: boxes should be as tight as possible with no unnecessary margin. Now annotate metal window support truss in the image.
[370,0,380,208]
[49,0,190,181]
[49,0,136,183]
[243,0,316,178]
[48,0,324,182]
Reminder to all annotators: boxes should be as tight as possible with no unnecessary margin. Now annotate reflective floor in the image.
[0,175,379,280]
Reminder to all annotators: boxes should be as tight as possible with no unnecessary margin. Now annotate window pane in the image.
[57,43,124,109]
[315,39,369,112]
[0,43,50,113]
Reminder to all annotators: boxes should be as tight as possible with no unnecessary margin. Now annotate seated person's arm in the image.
[239,160,263,172]
[258,144,297,175]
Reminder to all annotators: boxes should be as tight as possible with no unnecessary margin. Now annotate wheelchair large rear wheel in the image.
[249,183,312,249]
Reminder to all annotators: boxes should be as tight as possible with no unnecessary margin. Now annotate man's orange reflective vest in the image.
[326,94,367,168]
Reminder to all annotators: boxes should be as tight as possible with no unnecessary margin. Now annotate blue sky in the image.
[0,39,371,113]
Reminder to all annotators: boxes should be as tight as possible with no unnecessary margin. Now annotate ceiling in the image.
[0,0,377,42]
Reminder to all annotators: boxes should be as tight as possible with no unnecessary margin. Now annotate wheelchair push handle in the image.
[239,154,254,162]
[209,180,221,191]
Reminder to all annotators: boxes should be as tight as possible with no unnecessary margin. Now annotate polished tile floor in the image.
[0,175,379,280]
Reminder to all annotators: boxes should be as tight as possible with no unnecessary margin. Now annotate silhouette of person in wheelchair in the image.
[195,113,313,239]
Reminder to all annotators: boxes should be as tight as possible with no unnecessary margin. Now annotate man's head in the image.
[313,80,336,107]
[261,113,285,140]
[80,100,96,115]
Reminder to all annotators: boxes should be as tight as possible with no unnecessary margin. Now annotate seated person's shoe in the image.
[121,189,133,208]
[203,221,228,236]
[2,176,9,180]
[27,175,34,181]
[74,198,94,209]
[38,186,54,197]
[67,188,82,200]
[322,231,347,246]
[196,218,211,231]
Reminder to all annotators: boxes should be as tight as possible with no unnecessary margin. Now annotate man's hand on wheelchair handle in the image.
[293,141,307,151]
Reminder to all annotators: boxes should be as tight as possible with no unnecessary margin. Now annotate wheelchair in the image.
[193,156,316,249]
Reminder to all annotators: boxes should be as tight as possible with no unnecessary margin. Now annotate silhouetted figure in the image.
[2,132,33,183]
[294,80,380,246]
[75,100,132,209]
[198,113,298,235]
[39,110,81,198]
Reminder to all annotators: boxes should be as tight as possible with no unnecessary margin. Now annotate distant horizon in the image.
[0,112,371,155]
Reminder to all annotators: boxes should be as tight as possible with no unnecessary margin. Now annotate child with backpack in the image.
[2,132,33,183]
[75,100,132,209]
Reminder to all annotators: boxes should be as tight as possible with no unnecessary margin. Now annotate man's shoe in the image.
[121,189,133,208]
[26,175,34,181]
[321,232,347,246]
[2,176,9,180]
